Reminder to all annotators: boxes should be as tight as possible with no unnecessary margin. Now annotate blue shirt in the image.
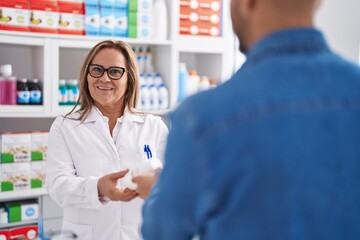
[142,28,360,240]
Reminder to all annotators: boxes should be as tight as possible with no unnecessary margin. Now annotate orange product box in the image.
[180,18,220,37]
[198,0,221,12]
[0,0,30,32]
[0,229,9,240]
[58,0,85,35]
[29,0,59,33]
[8,225,38,240]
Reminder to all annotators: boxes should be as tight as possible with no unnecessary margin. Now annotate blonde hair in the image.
[66,40,139,121]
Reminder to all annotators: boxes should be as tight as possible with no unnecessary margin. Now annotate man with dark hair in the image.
[140,0,360,239]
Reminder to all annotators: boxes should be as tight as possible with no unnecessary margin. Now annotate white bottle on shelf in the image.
[178,62,189,102]
[153,0,168,40]
[158,83,169,109]
[139,74,151,110]
[188,70,200,96]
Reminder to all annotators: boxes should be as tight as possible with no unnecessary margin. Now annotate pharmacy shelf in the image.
[0,219,38,229]
[0,189,47,202]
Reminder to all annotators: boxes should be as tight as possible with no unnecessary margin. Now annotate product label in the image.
[29,10,59,30]
[30,90,42,104]
[0,7,29,29]
[17,91,30,104]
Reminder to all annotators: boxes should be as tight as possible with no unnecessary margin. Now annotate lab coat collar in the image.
[83,106,145,124]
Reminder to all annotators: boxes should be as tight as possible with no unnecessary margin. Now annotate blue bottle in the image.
[29,78,42,105]
[17,78,30,105]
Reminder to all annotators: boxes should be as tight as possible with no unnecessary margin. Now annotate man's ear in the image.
[240,0,258,17]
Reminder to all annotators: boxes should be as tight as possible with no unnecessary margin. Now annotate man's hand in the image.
[98,169,139,201]
[132,174,158,199]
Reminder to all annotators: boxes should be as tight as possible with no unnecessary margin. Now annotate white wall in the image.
[315,0,360,64]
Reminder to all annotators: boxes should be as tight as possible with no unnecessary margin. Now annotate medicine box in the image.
[31,131,48,161]
[1,132,31,163]
[58,0,85,35]
[128,11,153,26]
[28,0,59,34]
[31,161,46,189]
[0,0,30,32]
[115,0,128,9]
[1,162,31,191]
[129,0,153,13]
[85,3,100,35]
[100,5,115,36]
[128,25,152,39]
[114,8,128,37]
[9,225,38,239]
[0,229,9,240]
[6,202,38,223]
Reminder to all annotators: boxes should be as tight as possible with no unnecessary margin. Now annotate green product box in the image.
[1,162,31,192]
[128,0,138,12]
[0,133,31,163]
[31,132,49,161]
[7,203,21,223]
[31,161,46,189]
[128,11,137,26]
[128,24,137,38]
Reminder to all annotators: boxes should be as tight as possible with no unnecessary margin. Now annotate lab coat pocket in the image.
[62,220,93,240]
[139,142,157,162]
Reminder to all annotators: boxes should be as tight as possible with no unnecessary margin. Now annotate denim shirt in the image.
[142,28,360,240]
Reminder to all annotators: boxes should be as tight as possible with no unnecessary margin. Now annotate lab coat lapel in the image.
[84,107,118,156]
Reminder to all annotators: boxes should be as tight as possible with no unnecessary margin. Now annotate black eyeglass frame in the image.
[87,64,126,80]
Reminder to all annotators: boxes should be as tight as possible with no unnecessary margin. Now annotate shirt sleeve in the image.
[141,107,200,239]
[45,117,105,209]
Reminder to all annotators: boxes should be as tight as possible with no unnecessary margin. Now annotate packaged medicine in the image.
[31,161,46,188]
[1,132,31,163]
[1,162,31,191]
[31,131,49,161]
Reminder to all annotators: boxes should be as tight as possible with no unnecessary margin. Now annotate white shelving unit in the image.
[0,0,235,233]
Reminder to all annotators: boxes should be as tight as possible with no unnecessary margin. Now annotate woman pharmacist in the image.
[46,40,168,240]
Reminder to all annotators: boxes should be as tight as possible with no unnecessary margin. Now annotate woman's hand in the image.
[132,174,158,199]
[98,169,138,201]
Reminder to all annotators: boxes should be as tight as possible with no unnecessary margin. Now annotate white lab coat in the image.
[46,107,168,240]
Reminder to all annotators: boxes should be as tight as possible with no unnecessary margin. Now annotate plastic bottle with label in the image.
[59,79,68,105]
[144,47,154,73]
[148,74,159,110]
[17,78,30,105]
[178,62,189,102]
[67,79,79,105]
[153,0,168,40]
[188,70,200,96]
[29,78,42,105]
[139,73,151,110]
[198,76,210,92]
[0,64,17,105]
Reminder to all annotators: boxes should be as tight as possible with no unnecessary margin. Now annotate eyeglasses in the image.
[87,64,126,80]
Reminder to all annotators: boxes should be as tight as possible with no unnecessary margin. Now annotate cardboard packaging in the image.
[29,0,59,33]
[58,0,85,35]
[1,132,31,163]
[0,0,30,32]
[1,162,31,191]
[31,131,48,161]
[9,225,38,240]
[30,161,46,188]
[85,1,100,36]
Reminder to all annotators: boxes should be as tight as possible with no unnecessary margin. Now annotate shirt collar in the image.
[246,27,330,62]
[84,106,145,123]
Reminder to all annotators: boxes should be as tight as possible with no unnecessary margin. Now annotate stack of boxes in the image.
[179,0,222,37]
[0,131,48,192]
[128,0,153,39]
[84,0,101,35]
[114,0,128,37]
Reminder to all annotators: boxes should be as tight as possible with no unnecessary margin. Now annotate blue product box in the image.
[85,4,101,36]
[114,8,128,37]
[114,0,128,9]
[100,5,115,36]
[100,0,115,7]
[85,0,100,6]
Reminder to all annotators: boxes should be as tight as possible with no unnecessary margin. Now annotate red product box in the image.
[29,0,59,33]
[8,225,38,240]
[0,229,9,240]
[0,0,30,32]
[58,0,85,35]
